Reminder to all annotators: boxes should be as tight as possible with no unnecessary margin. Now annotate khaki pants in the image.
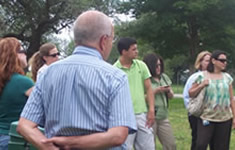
[125,113,155,150]
[153,119,176,150]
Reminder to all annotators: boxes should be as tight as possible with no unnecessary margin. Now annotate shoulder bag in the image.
[187,72,207,117]
[187,87,205,117]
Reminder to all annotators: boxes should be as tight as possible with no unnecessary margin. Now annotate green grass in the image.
[171,84,184,94]
[159,98,235,150]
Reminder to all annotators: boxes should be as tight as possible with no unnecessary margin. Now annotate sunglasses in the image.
[48,52,60,57]
[18,47,26,54]
[215,58,227,63]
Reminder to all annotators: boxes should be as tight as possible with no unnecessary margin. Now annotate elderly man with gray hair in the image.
[17,10,137,150]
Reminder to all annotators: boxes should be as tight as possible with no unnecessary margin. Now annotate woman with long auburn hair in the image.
[0,37,34,150]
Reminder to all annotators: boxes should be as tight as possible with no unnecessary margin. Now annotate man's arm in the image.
[42,126,129,150]
[17,118,59,150]
[18,118,129,150]
[144,78,155,128]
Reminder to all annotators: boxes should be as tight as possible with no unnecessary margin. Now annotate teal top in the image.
[195,72,233,122]
[0,73,34,134]
[114,59,151,114]
[151,73,172,120]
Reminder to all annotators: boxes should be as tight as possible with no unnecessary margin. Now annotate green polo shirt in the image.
[113,59,151,114]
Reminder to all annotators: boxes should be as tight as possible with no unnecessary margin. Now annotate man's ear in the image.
[99,35,107,52]
[122,49,127,55]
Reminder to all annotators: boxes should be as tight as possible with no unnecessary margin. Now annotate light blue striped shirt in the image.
[21,46,137,150]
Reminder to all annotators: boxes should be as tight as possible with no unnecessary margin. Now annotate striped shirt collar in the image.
[73,46,103,60]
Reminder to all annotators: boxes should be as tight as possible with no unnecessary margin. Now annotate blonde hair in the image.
[194,51,211,70]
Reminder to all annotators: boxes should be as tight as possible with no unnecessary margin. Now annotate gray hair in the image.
[74,10,112,45]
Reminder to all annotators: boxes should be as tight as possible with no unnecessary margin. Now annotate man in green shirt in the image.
[113,37,155,150]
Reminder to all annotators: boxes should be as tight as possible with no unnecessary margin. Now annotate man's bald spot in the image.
[74,10,112,46]
[77,10,110,24]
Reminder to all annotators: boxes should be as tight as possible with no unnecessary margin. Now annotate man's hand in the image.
[146,110,155,128]
[42,137,70,150]
[17,118,59,150]
[40,142,60,150]
[41,126,128,150]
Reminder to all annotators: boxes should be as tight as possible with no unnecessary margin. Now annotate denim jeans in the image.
[0,134,10,150]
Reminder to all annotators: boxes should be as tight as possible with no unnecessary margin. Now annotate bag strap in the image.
[161,74,169,108]
[203,71,208,80]
[200,71,208,93]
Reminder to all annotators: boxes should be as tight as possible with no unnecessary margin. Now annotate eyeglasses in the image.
[215,58,227,63]
[112,36,117,43]
[104,34,116,43]
[156,64,161,68]
[48,52,60,57]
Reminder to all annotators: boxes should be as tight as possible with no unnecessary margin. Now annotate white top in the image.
[183,71,201,109]
[37,64,48,81]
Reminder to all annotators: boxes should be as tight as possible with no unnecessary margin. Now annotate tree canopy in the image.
[1,0,235,81]
[115,0,235,69]
[0,0,117,58]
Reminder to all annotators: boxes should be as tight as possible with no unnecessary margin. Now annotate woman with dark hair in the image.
[29,43,59,81]
[143,53,176,150]
[0,37,34,150]
[189,50,235,150]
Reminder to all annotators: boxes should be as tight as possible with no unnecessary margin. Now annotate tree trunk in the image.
[187,15,199,72]
[27,31,42,60]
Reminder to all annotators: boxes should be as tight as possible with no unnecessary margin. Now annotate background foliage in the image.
[113,0,235,82]
[1,0,235,83]
[0,0,118,58]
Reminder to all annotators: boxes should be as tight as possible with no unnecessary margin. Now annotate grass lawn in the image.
[157,98,235,150]
[171,84,184,94]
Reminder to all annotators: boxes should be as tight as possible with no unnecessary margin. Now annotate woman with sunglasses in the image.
[0,37,34,150]
[189,50,235,150]
[29,43,60,81]
[143,53,176,150]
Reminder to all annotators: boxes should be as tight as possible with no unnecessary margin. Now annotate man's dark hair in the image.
[207,50,227,72]
[117,37,137,55]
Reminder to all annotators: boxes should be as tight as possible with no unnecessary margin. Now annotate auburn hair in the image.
[0,37,24,94]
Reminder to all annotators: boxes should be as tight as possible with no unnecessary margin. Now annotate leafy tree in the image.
[0,0,118,58]
[116,0,235,69]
